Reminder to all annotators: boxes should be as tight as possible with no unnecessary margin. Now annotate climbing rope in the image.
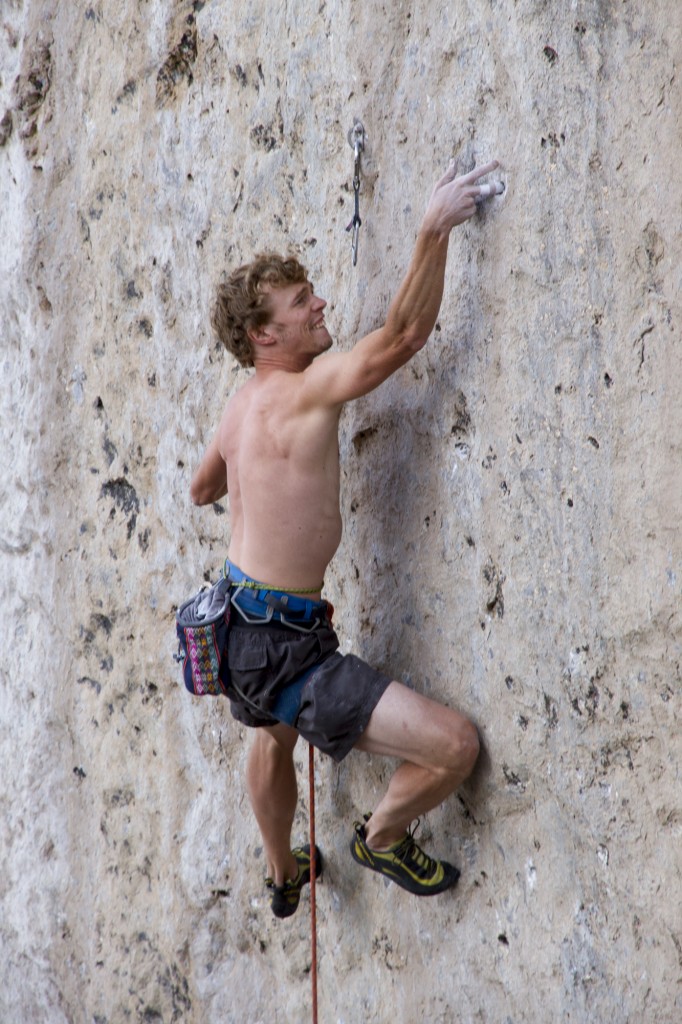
[308,742,318,1024]
[345,119,365,266]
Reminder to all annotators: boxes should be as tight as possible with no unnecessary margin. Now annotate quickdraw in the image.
[345,119,366,266]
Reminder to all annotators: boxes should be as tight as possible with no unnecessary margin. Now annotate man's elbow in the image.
[190,481,205,506]
[191,477,227,506]
[190,476,212,506]
[399,329,429,358]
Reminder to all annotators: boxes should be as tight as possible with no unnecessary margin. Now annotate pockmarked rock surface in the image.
[1,1,680,1021]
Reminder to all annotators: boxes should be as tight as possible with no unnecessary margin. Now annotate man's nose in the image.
[313,294,327,310]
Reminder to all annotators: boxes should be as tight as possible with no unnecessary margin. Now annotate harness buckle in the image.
[230,585,275,624]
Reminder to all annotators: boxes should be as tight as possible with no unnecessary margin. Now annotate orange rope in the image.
[308,742,318,1024]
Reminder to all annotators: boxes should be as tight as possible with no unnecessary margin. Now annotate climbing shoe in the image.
[265,844,322,919]
[350,818,460,896]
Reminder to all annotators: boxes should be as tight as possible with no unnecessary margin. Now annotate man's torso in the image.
[221,371,343,593]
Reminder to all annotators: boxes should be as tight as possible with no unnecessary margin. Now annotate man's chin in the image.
[315,330,333,352]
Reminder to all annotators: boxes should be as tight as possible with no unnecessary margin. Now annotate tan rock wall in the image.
[1,1,680,1021]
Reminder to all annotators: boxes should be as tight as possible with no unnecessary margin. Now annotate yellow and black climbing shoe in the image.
[266,844,322,919]
[350,819,460,896]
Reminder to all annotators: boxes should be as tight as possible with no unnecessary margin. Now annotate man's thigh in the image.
[353,681,474,769]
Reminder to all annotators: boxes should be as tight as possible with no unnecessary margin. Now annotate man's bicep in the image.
[302,328,413,407]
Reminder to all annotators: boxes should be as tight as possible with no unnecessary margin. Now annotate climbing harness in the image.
[345,119,366,266]
[309,743,319,1024]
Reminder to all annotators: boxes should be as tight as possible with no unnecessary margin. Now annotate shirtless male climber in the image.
[190,158,500,918]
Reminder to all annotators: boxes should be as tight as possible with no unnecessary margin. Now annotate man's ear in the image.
[248,324,276,348]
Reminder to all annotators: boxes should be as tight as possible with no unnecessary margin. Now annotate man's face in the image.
[261,281,332,358]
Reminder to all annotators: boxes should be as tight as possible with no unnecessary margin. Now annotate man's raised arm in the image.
[301,159,500,407]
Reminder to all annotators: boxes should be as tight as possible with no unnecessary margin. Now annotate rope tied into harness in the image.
[221,557,323,594]
[234,578,324,595]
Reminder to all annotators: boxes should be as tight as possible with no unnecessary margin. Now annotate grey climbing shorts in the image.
[226,611,392,763]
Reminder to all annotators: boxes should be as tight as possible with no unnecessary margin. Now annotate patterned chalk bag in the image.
[175,575,232,696]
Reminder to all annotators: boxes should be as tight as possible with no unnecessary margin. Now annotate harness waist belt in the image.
[223,558,327,625]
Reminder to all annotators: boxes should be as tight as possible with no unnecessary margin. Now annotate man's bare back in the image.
[220,371,343,595]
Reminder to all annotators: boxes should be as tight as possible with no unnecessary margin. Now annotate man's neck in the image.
[253,350,316,375]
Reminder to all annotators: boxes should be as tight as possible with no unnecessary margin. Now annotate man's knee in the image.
[257,723,299,754]
[248,724,298,775]
[458,717,480,776]
[439,715,480,782]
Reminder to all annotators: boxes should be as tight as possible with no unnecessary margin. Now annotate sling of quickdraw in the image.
[346,119,366,266]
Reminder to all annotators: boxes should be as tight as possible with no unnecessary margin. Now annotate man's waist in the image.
[223,558,331,629]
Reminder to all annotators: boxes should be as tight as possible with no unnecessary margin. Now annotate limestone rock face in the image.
[1,1,680,1022]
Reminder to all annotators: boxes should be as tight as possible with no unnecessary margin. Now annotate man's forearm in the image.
[296,160,500,407]
[382,159,499,352]
[190,429,228,505]
[383,228,450,350]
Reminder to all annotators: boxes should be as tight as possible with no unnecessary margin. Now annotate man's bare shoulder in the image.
[237,367,338,418]
[221,373,279,426]
[219,372,304,443]
[216,380,254,458]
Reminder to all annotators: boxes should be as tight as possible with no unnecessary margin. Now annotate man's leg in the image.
[354,681,480,850]
[246,723,300,885]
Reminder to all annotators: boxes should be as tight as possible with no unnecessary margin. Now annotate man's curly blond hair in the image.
[211,253,308,368]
